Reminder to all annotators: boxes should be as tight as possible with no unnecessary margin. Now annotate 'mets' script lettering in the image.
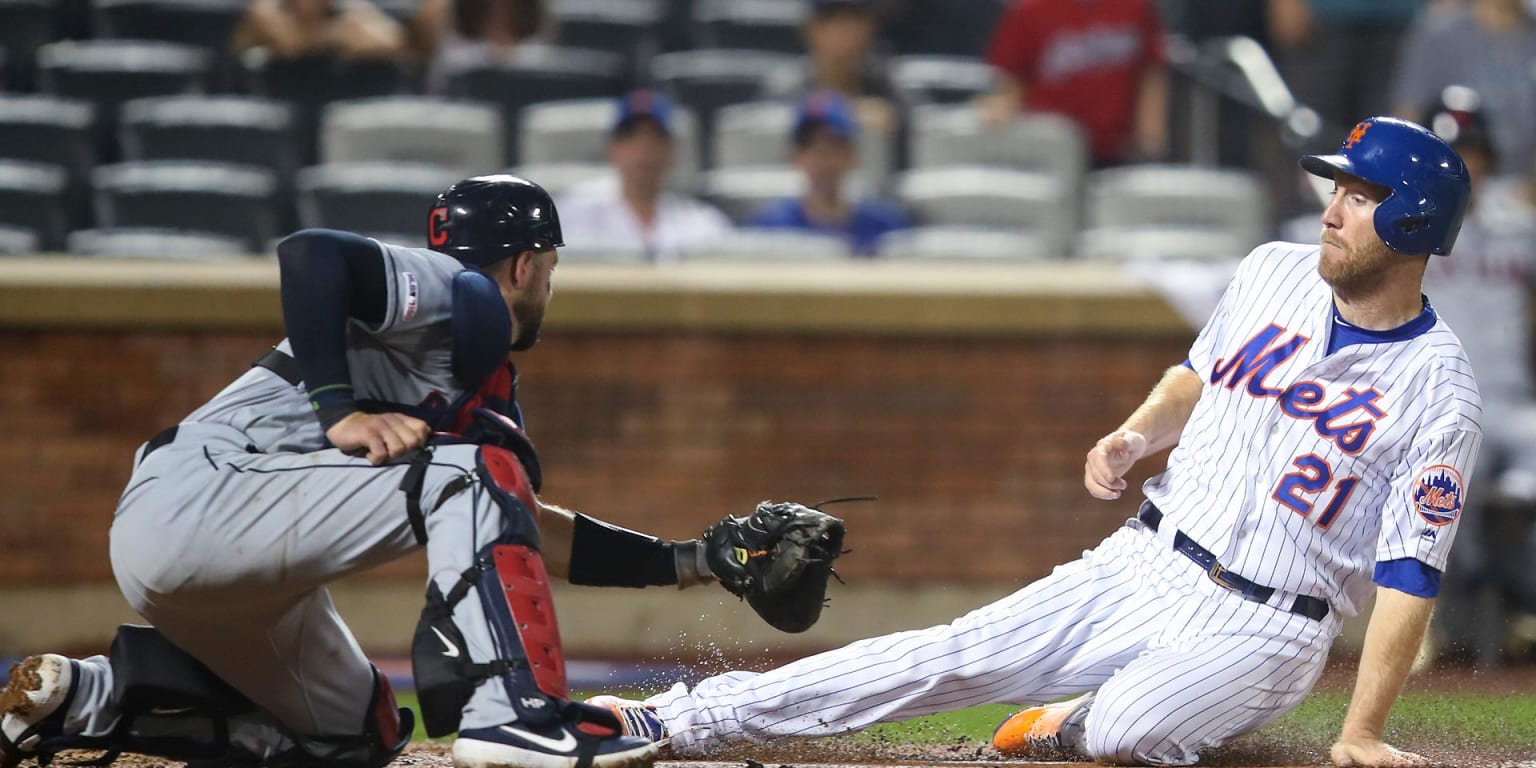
[1213,324,1386,454]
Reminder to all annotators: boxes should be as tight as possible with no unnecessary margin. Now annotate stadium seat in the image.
[120,96,298,190]
[320,97,503,177]
[0,225,41,256]
[558,241,651,264]
[553,0,663,71]
[1085,165,1270,245]
[93,161,279,252]
[895,166,1073,250]
[909,105,1087,194]
[509,163,614,198]
[678,229,847,261]
[519,99,700,191]
[66,227,251,260]
[0,95,96,228]
[243,51,411,162]
[698,165,802,224]
[444,47,625,165]
[876,226,1057,262]
[692,0,803,53]
[295,163,464,238]
[37,40,209,156]
[1076,227,1254,263]
[651,49,797,154]
[890,55,998,106]
[713,99,892,192]
[0,0,53,91]
[91,0,246,53]
[0,161,70,252]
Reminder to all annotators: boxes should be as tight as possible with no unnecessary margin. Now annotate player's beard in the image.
[1318,235,1396,296]
[509,295,545,351]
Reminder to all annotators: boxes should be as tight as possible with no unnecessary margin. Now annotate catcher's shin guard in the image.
[413,445,572,737]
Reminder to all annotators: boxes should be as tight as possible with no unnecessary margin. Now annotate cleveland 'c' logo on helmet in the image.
[428,207,449,247]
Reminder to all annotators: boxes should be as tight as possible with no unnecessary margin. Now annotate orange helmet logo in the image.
[1344,121,1371,149]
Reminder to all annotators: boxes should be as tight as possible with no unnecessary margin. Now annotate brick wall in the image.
[0,328,1192,586]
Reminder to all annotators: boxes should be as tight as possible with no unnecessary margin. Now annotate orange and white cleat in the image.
[991,691,1094,757]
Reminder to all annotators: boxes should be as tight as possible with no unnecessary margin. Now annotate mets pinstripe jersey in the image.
[1144,240,1484,618]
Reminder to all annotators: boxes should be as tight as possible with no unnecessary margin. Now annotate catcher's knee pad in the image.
[411,446,568,738]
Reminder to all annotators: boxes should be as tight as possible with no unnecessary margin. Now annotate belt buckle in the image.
[1208,562,1240,592]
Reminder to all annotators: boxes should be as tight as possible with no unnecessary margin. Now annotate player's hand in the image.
[327,411,431,465]
[1084,429,1147,500]
[1330,737,1428,767]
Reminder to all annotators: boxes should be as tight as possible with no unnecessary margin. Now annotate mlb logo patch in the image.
[401,271,419,321]
[1412,465,1464,526]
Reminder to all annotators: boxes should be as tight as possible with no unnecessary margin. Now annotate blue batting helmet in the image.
[428,174,563,269]
[1300,116,1471,256]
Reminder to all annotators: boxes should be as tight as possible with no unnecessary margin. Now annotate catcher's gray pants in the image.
[59,422,521,744]
[649,522,1338,766]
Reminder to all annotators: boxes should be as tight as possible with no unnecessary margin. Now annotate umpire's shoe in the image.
[0,655,76,768]
[991,691,1094,758]
[453,713,657,768]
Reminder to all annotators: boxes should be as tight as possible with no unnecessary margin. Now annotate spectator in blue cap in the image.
[746,91,908,256]
[556,89,733,262]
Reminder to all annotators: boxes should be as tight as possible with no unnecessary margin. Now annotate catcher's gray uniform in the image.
[60,241,522,748]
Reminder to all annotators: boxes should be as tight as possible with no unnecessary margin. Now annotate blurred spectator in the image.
[1390,0,1536,181]
[979,0,1168,168]
[1269,0,1424,130]
[1413,87,1536,665]
[876,0,1005,57]
[421,0,551,92]
[761,0,902,138]
[234,0,408,61]
[746,92,908,256]
[556,90,734,262]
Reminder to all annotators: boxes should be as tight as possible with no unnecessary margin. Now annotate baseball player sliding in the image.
[586,118,1482,768]
[0,175,846,768]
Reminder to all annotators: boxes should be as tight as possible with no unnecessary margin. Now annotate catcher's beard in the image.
[509,295,545,351]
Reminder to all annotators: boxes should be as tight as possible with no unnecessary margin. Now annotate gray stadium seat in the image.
[37,40,209,152]
[0,95,96,228]
[909,105,1088,194]
[876,226,1057,262]
[320,97,504,177]
[66,227,251,260]
[242,51,411,162]
[692,0,803,53]
[1085,165,1270,245]
[553,0,663,70]
[558,242,652,264]
[445,47,626,165]
[92,0,246,54]
[120,96,298,188]
[699,165,802,224]
[651,49,797,152]
[679,229,847,261]
[518,99,701,191]
[712,99,892,194]
[0,161,69,251]
[890,55,998,105]
[0,225,41,255]
[0,0,53,91]
[895,167,1074,250]
[93,161,278,252]
[509,163,615,197]
[1075,227,1253,263]
[296,163,465,237]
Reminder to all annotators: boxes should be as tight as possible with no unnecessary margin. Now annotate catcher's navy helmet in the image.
[1301,116,1471,256]
[428,174,563,268]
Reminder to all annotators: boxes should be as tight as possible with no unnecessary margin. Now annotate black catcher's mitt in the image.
[704,499,864,633]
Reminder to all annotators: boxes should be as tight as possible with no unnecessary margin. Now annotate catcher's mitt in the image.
[704,498,867,633]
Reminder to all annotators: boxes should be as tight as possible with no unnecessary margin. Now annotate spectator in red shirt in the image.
[981,0,1169,167]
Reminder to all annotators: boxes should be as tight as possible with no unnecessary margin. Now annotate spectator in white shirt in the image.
[555,90,734,262]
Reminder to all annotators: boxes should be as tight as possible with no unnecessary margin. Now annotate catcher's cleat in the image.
[0,655,76,768]
[453,717,657,768]
[584,696,668,744]
[991,691,1094,757]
